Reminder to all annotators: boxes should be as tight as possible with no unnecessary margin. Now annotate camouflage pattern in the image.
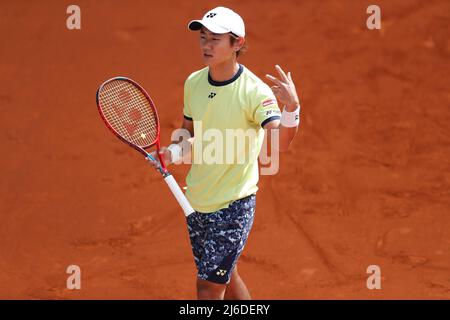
[186,194,256,284]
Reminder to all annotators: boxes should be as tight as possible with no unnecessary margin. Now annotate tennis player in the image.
[149,6,300,300]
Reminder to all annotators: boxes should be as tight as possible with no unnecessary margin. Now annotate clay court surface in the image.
[1,0,449,299]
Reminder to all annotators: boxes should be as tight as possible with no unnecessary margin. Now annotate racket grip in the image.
[163,174,195,217]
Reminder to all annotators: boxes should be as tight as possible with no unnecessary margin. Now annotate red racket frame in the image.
[96,76,168,174]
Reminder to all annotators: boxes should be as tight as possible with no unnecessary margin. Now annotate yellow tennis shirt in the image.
[183,64,281,213]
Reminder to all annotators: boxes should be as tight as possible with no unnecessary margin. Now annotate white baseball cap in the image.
[188,6,245,38]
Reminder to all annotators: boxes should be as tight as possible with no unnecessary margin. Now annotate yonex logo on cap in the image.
[188,7,246,38]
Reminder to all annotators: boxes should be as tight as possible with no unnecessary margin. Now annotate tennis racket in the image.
[96,76,195,217]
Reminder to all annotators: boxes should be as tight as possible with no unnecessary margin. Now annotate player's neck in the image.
[208,59,239,83]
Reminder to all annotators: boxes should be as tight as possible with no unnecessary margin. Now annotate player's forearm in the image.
[278,124,298,152]
[265,65,301,153]
[278,102,300,152]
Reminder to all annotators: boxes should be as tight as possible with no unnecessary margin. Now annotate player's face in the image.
[199,27,236,67]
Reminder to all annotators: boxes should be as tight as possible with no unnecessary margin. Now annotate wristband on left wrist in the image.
[280,105,300,128]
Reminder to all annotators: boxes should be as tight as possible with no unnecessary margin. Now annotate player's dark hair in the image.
[230,34,247,58]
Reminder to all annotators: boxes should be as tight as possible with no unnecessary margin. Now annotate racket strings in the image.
[98,80,158,147]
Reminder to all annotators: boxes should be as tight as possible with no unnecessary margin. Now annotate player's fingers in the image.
[145,156,155,164]
[287,71,293,82]
[275,65,289,83]
[145,158,158,168]
[151,160,161,168]
[271,87,281,96]
[265,74,282,86]
[146,153,160,166]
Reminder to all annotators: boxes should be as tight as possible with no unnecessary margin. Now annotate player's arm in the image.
[147,73,195,168]
[148,117,194,168]
[171,117,195,164]
[181,117,194,137]
[264,65,300,152]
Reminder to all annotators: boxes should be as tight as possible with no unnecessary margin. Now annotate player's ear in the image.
[230,35,244,51]
[235,37,245,52]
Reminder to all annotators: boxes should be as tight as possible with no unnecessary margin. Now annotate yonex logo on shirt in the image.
[206,13,217,18]
[265,109,280,116]
[208,92,217,99]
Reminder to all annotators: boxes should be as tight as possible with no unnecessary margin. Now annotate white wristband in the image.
[167,143,182,164]
[280,106,300,128]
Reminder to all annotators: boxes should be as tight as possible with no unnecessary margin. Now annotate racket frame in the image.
[96,76,194,216]
[96,76,168,173]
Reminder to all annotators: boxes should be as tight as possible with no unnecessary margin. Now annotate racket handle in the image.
[163,174,195,217]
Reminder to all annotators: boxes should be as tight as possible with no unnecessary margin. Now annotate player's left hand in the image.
[266,65,300,111]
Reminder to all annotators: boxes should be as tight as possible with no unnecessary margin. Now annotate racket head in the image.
[96,77,161,155]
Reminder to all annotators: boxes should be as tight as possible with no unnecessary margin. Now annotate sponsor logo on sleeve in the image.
[265,109,281,116]
[262,98,277,107]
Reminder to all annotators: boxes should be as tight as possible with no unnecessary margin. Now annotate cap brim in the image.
[188,20,203,31]
[188,20,230,34]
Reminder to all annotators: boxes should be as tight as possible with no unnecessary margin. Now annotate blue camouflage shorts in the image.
[186,194,256,284]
